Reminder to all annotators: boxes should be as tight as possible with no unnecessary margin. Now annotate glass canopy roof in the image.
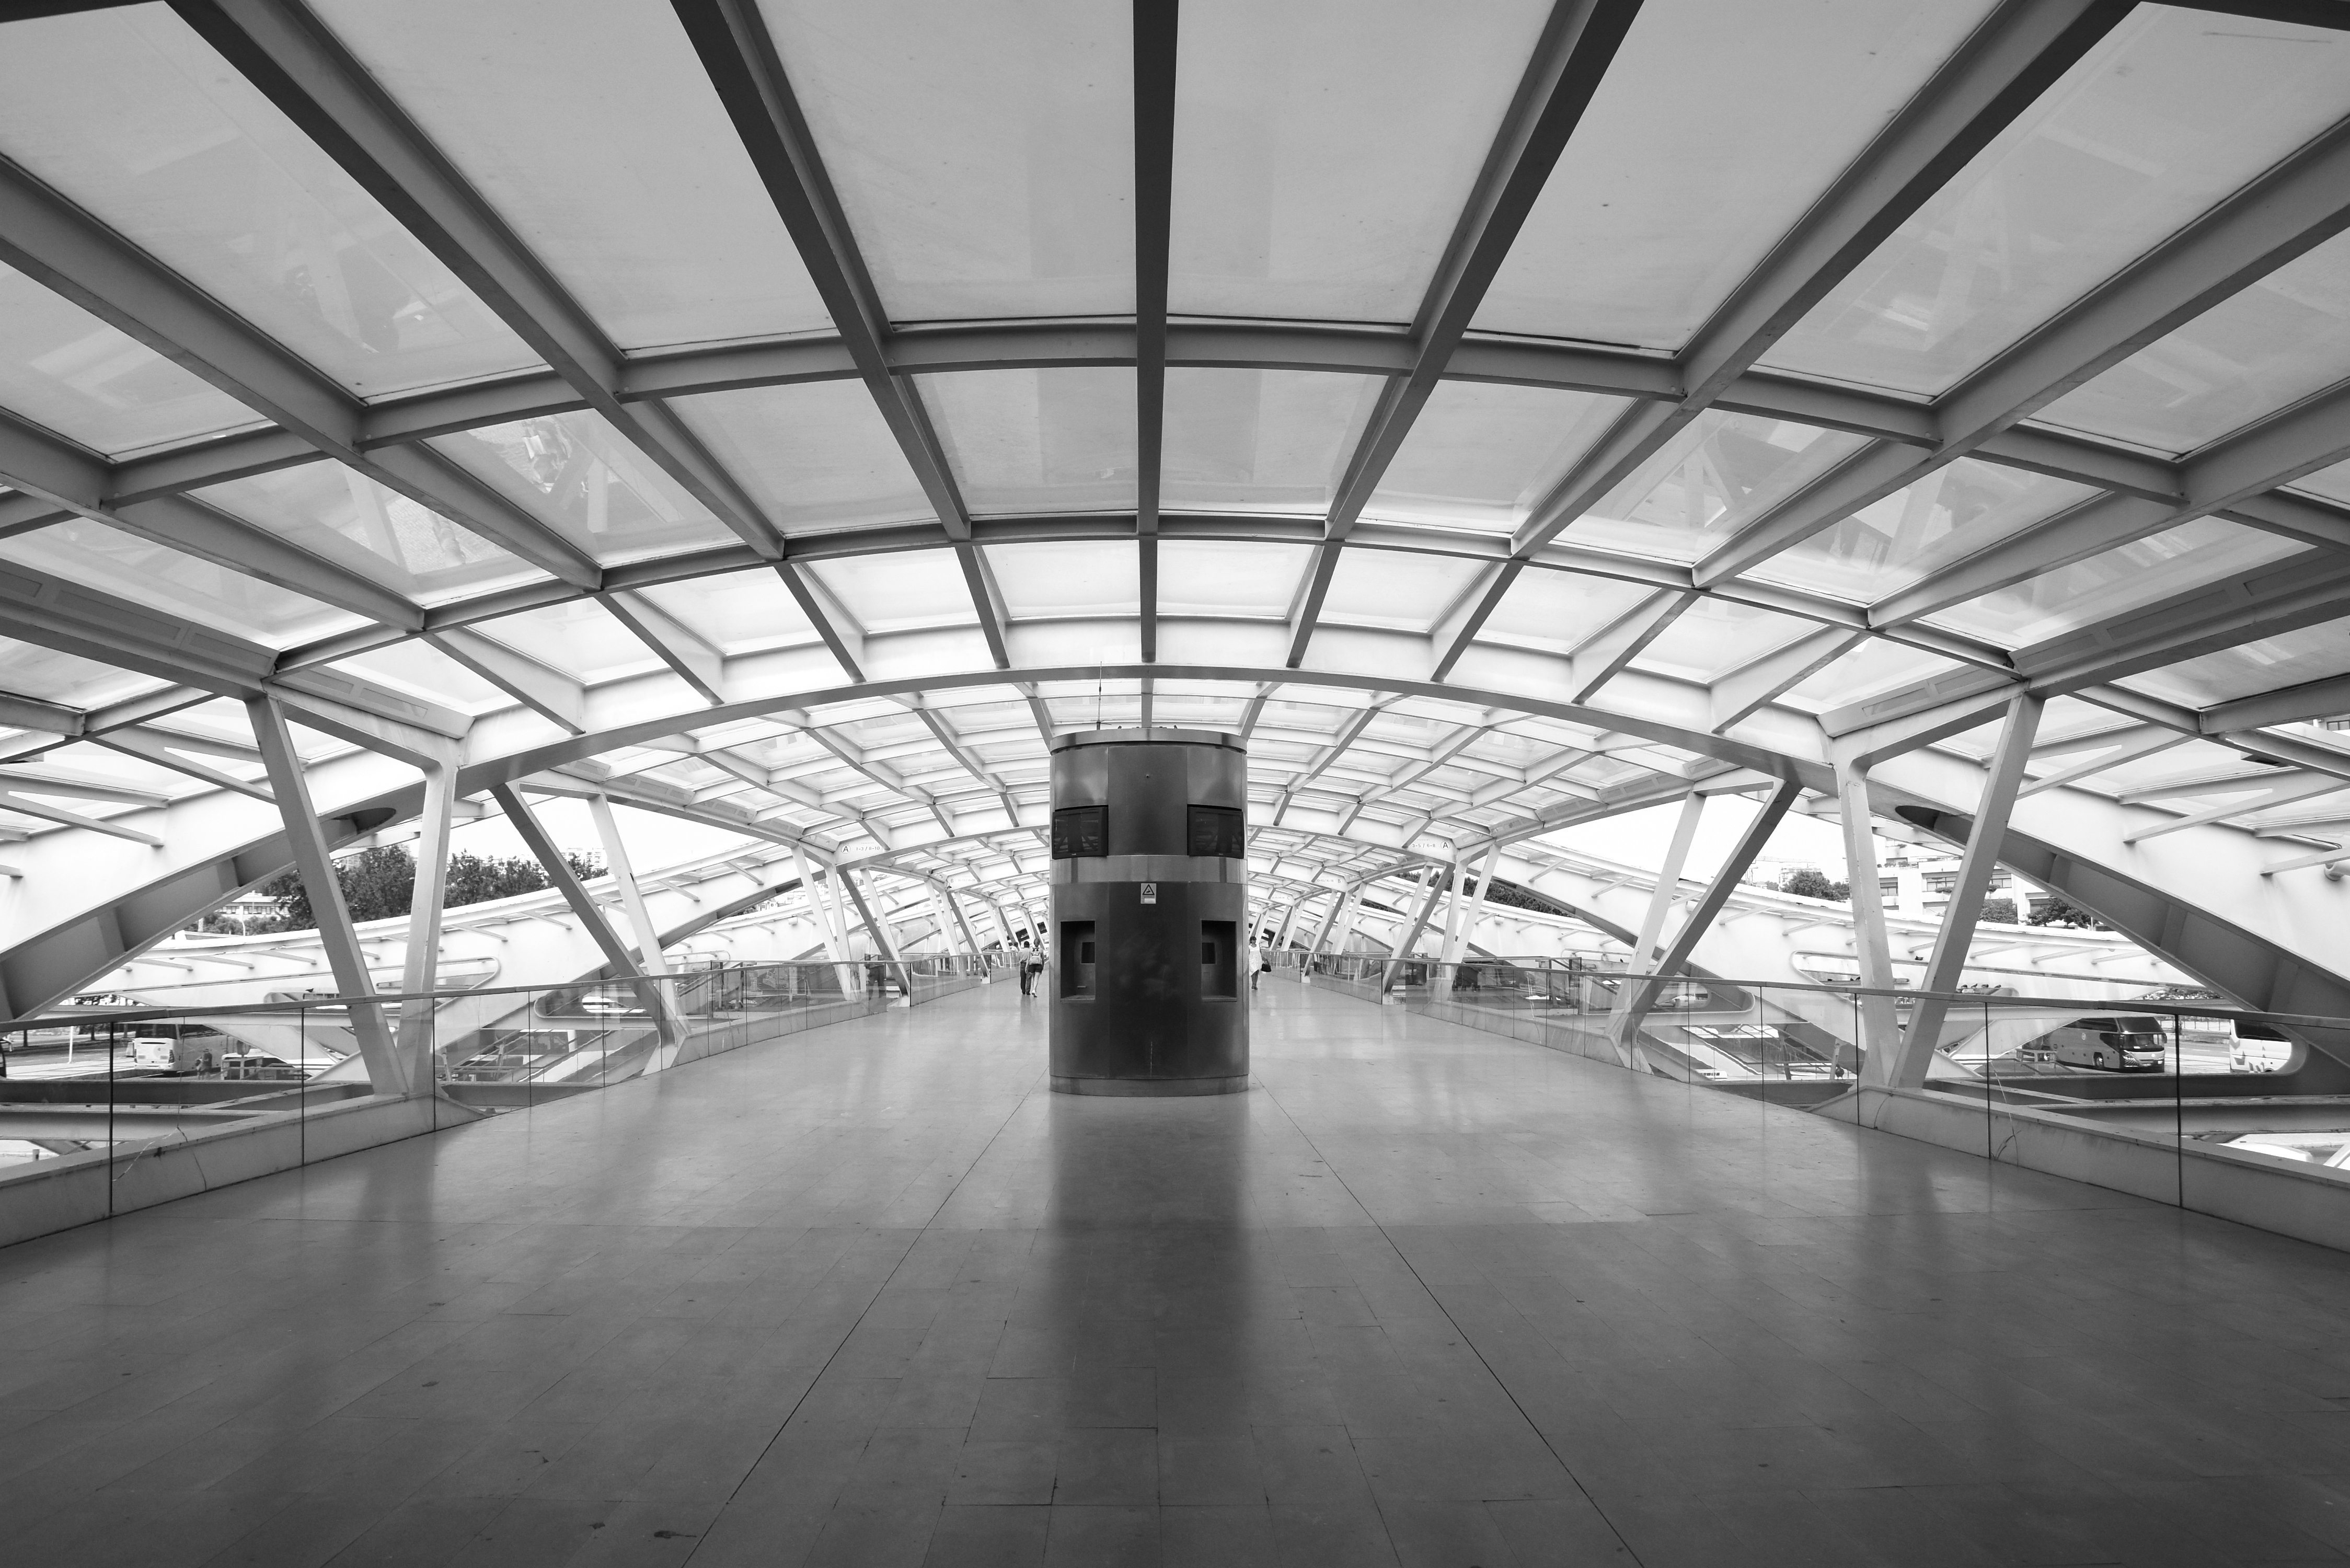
[5,0,2350,906]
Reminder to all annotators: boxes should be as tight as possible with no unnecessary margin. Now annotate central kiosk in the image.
[1047,728,1250,1096]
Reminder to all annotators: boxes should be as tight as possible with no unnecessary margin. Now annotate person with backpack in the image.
[1021,943,1046,998]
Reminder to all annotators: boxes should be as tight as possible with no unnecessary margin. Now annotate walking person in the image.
[1021,943,1046,998]
[1249,935,1265,992]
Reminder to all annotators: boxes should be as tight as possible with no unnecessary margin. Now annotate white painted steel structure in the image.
[4,0,2350,1073]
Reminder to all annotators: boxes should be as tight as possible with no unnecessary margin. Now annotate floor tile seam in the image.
[674,1059,1048,1568]
[1244,1066,1652,1568]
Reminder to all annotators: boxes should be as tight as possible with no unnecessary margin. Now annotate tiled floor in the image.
[4,982,2350,1566]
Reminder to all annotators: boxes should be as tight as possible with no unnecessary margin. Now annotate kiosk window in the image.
[1187,805,1245,859]
[1051,805,1108,858]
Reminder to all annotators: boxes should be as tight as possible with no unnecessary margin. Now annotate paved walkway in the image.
[2,979,2348,1566]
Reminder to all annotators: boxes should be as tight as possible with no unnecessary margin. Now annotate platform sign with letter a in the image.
[1139,882,1158,905]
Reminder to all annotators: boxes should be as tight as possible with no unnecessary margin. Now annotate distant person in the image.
[1249,937,1265,991]
[1021,946,1045,998]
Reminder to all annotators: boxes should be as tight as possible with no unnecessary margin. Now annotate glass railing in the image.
[0,953,1009,1206]
[1274,950,2350,1212]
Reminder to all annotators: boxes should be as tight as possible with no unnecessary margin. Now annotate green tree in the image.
[238,845,606,933]
[1780,867,1850,902]
[2027,895,2109,930]
[1978,896,2018,925]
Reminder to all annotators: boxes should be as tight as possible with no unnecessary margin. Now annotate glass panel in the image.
[1761,8,2350,397]
[1573,411,1874,564]
[1318,548,1488,632]
[2286,456,2350,511]
[0,7,540,399]
[2034,228,2350,456]
[670,382,934,536]
[328,638,506,712]
[808,550,976,635]
[0,260,263,457]
[0,635,169,709]
[0,518,360,645]
[1157,540,1312,617]
[635,571,816,656]
[1780,638,1970,711]
[193,461,547,605]
[920,369,1137,515]
[1366,382,1631,535]
[1477,0,1998,349]
[1169,0,1552,323]
[428,411,736,566]
[1745,457,2101,604]
[1630,599,1820,683]
[469,598,665,683]
[2122,613,2350,709]
[313,0,832,354]
[756,0,1133,321]
[1161,369,1383,516]
[1924,516,2305,649]
[984,541,1138,619]
[1478,567,1657,656]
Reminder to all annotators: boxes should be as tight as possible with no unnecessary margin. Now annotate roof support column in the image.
[1615,780,1802,1066]
[941,887,988,976]
[246,697,403,1094]
[1894,695,2044,1090]
[839,869,908,1005]
[791,845,859,1001]
[586,793,685,1067]
[1607,792,1707,1065]
[1836,756,1905,1089]
[1381,864,1448,996]
[1438,843,1503,996]
[492,784,679,1057]
[396,740,462,1092]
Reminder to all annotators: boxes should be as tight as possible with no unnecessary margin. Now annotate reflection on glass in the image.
[0,9,539,398]
[1760,10,2350,396]
[195,461,544,605]
[1922,516,2304,649]
[1746,458,2100,603]
[920,368,1138,515]
[1367,382,1631,535]
[2119,612,2350,709]
[669,382,933,537]
[0,518,361,647]
[1570,411,1872,563]
[0,261,263,457]
[1161,369,1383,515]
[2034,228,2350,456]
[431,412,734,565]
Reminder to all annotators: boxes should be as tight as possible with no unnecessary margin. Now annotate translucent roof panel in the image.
[2031,227,2350,457]
[1168,0,1552,324]
[635,571,816,656]
[1318,548,1488,634]
[0,260,264,458]
[2285,457,2350,512]
[328,638,508,713]
[313,0,832,355]
[921,369,1137,515]
[1161,370,1383,516]
[1760,8,2350,397]
[472,598,666,684]
[2123,612,2350,711]
[193,461,546,606]
[1630,599,1820,684]
[1478,568,1658,657]
[985,541,1138,620]
[807,549,977,636]
[1746,458,2102,605]
[1157,541,1312,618]
[428,411,738,566]
[0,7,540,400]
[1476,0,1997,350]
[0,635,170,710]
[1781,638,1972,712]
[670,382,934,537]
[758,0,1133,322]
[0,518,360,647]
[1366,383,1631,536]
[1924,516,2305,650]
[1569,411,1873,564]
